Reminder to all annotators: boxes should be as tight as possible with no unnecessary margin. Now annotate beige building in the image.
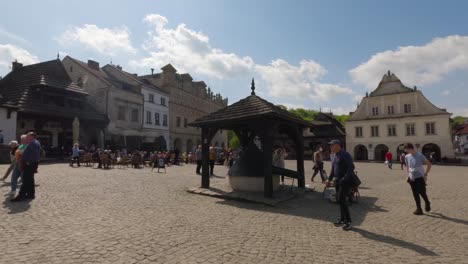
[139,64,227,153]
[62,56,144,149]
[346,71,454,161]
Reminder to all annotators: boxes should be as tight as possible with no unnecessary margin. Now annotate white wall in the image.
[0,108,17,144]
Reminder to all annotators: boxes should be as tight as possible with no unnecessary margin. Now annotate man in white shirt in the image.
[403,143,432,215]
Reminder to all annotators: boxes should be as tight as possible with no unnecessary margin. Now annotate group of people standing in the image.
[2,132,42,202]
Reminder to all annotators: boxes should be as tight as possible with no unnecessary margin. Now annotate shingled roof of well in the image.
[190,81,311,127]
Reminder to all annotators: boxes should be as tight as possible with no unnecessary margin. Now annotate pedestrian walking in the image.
[195,145,202,174]
[209,147,216,176]
[400,152,406,170]
[311,146,326,183]
[2,140,19,182]
[385,150,393,169]
[403,143,431,215]
[326,139,355,231]
[11,132,41,202]
[70,143,81,167]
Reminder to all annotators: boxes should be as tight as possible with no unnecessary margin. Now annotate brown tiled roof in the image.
[190,94,312,127]
[0,59,108,123]
[455,124,468,135]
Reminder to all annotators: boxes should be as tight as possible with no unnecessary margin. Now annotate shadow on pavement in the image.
[2,196,31,214]
[216,190,383,226]
[350,228,438,256]
[427,212,468,226]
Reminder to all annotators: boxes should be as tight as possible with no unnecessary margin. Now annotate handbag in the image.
[352,171,361,187]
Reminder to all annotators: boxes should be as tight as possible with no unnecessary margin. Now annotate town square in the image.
[1,161,468,264]
[2,1,468,263]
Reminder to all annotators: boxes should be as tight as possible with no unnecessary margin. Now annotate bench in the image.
[272,166,303,190]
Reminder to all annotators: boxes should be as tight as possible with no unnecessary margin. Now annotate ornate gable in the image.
[370,71,414,97]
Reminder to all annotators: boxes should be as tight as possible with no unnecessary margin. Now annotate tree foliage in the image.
[451,116,468,130]
[228,130,240,148]
[285,106,350,126]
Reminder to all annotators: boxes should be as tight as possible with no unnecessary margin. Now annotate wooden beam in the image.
[201,127,210,188]
[295,127,305,188]
[262,124,274,198]
[201,127,218,188]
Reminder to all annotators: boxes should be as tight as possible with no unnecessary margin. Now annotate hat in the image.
[328,139,341,145]
[8,140,18,146]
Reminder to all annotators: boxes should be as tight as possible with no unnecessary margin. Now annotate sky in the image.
[1,0,468,116]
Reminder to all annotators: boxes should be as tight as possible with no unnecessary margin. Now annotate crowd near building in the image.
[0,56,228,161]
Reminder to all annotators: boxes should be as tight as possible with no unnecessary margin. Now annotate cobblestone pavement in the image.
[1,161,467,264]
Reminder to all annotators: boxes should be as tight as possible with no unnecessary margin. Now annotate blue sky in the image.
[1,0,468,116]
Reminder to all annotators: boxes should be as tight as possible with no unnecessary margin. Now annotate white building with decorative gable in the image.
[346,71,454,161]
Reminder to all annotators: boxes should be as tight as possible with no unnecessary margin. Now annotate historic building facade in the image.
[139,64,228,153]
[0,59,108,155]
[62,56,144,150]
[102,64,170,151]
[346,71,454,161]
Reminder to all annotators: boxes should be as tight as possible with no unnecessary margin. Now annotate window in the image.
[161,97,166,106]
[355,127,363,137]
[184,118,188,128]
[372,107,379,116]
[388,124,396,136]
[406,123,415,136]
[404,104,412,113]
[176,116,181,127]
[371,126,379,137]
[146,111,152,124]
[131,109,139,122]
[163,114,168,126]
[155,113,160,125]
[149,94,154,103]
[425,122,435,135]
[118,106,126,120]
[387,105,394,115]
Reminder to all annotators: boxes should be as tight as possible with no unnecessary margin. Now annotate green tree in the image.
[287,108,318,122]
[451,116,468,130]
[228,130,240,148]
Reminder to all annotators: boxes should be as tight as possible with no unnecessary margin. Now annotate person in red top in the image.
[385,150,393,169]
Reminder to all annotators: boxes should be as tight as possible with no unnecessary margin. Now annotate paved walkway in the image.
[1,161,467,264]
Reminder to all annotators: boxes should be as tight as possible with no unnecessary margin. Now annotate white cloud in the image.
[130,14,254,78]
[452,108,468,117]
[0,28,29,46]
[130,14,352,102]
[256,59,354,101]
[0,44,39,75]
[350,35,468,89]
[321,106,354,115]
[57,24,136,57]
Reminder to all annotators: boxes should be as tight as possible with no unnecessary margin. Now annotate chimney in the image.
[151,68,154,75]
[12,61,23,71]
[87,60,100,70]
[116,65,122,71]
